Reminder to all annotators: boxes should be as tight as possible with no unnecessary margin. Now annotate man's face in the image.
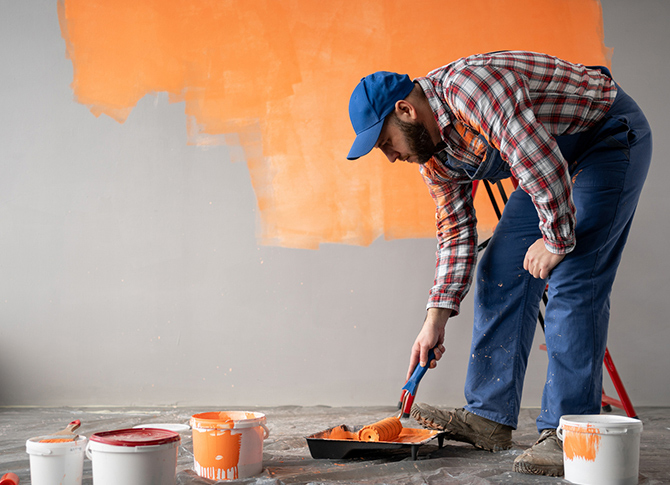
[375,115,437,165]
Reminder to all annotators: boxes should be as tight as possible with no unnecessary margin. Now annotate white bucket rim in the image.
[559,414,642,435]
[26,436,88,456]
[190,411,267,430]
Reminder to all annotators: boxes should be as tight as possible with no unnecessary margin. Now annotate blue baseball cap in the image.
[347,71,414,160]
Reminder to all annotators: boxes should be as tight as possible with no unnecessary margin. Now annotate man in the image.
[347,51,651,476]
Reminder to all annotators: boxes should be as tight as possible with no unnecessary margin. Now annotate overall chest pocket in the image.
[441,134,511,182]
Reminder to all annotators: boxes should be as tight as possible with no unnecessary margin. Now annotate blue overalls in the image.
[445,71,653,432]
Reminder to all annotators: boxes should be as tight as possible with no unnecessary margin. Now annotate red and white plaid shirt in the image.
[415,51,617,314]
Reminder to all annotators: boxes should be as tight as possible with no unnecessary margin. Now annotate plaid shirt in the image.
[415,51,617,314]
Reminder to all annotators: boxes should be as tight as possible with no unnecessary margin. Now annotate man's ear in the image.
[394,99,417,122]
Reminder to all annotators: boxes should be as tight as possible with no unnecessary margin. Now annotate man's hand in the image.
[406,308,451,381]
[523,238,565,279]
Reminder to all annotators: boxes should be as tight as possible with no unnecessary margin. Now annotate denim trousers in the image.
[464,86,653,431]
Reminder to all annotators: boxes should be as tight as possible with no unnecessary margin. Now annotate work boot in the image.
[513,429,564,476]
[410,403,513,452]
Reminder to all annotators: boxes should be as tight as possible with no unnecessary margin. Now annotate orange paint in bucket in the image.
[190,411,269,481]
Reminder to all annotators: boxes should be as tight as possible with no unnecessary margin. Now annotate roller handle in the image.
[402,348,436,394]
[398,349,436,417]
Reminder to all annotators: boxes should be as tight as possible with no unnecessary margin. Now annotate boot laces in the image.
[536,428,557,445]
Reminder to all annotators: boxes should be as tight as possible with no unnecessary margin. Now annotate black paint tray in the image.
[305,424,445,460]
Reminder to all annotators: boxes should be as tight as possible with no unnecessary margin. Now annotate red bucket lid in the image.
[90,428,180,447]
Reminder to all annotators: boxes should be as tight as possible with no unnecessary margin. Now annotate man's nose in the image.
[380,146,399,163]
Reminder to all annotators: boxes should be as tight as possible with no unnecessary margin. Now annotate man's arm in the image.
[420,159,478,313]
[407,161,477,381]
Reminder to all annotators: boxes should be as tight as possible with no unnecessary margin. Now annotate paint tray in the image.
[305,424,444,460]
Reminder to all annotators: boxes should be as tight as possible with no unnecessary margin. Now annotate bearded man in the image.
[346,51,651,476]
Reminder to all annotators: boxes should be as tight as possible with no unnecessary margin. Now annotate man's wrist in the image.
[425,307,452,326]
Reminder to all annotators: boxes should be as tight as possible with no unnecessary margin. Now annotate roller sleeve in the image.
[357,416,403,442]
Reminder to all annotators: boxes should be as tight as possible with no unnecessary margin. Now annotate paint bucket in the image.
[86,428,180,485]
[190,411,270,480]
[557,414,643,485]
[26,435,87,485]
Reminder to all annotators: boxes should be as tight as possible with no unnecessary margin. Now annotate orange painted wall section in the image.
[57,0,611,249]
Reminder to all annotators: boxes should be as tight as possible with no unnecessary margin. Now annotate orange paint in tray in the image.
[306,415,441,460]
[320,416,437,444]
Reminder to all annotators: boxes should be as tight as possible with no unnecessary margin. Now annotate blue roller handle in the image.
[402,348,436,395]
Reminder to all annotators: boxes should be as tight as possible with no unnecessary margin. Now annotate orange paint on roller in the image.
[358,416,403,442]
[562,423,602,462]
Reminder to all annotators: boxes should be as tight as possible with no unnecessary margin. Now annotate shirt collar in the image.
[415,76,453,132]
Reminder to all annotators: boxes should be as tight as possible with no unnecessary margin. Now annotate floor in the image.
[1,405,668,484]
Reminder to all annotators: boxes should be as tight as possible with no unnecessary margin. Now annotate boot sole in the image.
[513,461,563,477]
[411,411,513,452]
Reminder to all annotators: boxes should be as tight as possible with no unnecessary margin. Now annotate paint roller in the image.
[357,416,403,442]
[354,348,437,443]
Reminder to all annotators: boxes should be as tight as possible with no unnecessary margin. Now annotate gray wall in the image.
[1,0,668,408]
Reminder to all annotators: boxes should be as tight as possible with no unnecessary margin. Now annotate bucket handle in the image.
[557,424,635,440]
[85,442,93,461]
[261,423,270,440]
[28,449,53,457]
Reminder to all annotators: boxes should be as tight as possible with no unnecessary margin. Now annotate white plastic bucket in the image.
[26,435,87,485]
[558,414,643,485]
[190,411,270,480]
[86,428,180,485]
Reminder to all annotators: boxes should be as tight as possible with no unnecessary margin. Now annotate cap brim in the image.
[347,118,384,160]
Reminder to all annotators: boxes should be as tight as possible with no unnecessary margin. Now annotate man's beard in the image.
[393,116,438,165]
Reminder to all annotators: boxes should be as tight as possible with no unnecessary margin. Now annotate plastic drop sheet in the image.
[1,406,666,484]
